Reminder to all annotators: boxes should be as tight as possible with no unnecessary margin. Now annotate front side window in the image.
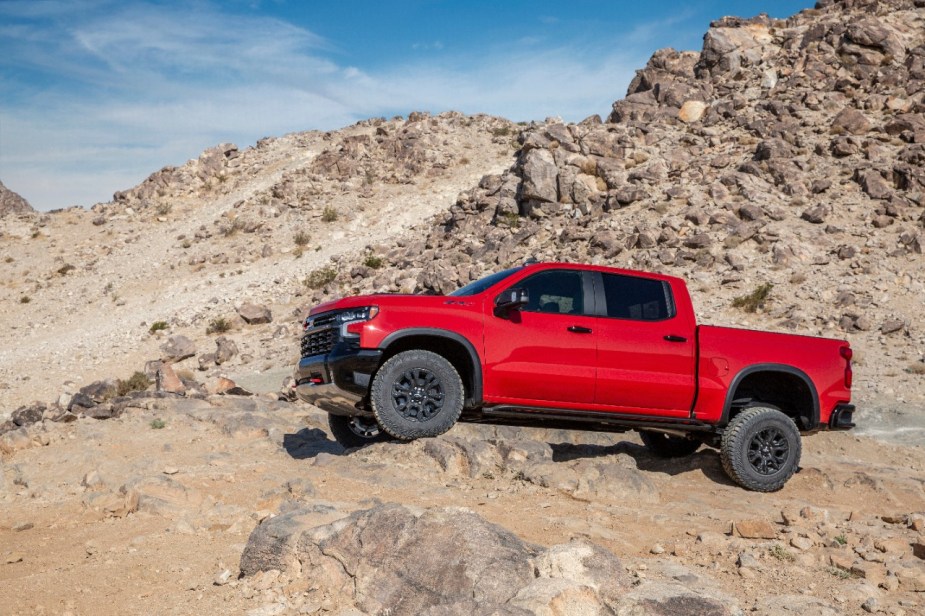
[514,270,585,315]
[601,273,673,321]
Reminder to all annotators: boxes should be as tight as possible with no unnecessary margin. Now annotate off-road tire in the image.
[370,350,464,440]
[327,414,390,449]
[720,406,801,492]
[639,430,701,457]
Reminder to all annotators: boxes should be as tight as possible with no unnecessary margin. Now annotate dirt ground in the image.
[1,390,923,616]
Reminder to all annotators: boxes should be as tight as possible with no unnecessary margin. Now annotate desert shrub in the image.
[116,372,151,397]
[293,230,310,247]
[19,296,31,304]
[150,418,166,429]
[149,321,169,333]
[57,264,76,275]
[321,206,338,222]
[732,283,773,313]
[305,267,337,289]
[364,255,384,269]
[207,317,232,334]
[769,544,794,562]
[492,126,511,137]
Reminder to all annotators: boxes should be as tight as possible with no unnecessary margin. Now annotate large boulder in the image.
[520,149,559,203]
[160,335,196,362]
[241,504,630,615]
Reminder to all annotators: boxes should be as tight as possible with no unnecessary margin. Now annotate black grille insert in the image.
[301,326,338,358]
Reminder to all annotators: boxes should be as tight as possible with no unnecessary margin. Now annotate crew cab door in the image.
[591,272,696,416]
[482,269,597,405]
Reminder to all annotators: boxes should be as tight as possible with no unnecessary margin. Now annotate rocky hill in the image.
[0,112,517,408]
[1,0,925,614]
[0,180,33,216]
[310,0,925,417]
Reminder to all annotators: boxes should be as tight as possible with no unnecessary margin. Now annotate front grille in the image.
[301,326,338,358]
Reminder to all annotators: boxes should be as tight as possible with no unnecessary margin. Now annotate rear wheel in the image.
[327,414,390,449]
[639,430,701,457]
[370,350,464,440]
[720,407,801,492]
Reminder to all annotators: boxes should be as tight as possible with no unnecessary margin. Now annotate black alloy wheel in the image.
[720,406,801,492]
[371,350,464,440]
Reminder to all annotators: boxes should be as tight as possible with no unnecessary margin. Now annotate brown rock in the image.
[215,337,239,365]
[880,319,905,335]
[912,540,925,560]
[156,363,186,394]
[734,519,778,539]
[679,100,708,123]
[831,108,871,135]
[160,335,196,362]
[237,303,272,325]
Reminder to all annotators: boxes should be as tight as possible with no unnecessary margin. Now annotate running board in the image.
[462,405,715,434]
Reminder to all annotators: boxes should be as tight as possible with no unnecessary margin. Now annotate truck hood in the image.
[308,293,464,317]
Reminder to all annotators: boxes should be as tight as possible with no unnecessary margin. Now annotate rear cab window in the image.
[600,272,675,321]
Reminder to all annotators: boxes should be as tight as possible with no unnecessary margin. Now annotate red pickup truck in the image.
[295,262,854,491]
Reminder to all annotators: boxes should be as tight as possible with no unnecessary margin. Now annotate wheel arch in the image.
[378,328,483,407]
[720,364,819,431]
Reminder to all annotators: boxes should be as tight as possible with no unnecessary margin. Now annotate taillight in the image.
[840,345,853,389]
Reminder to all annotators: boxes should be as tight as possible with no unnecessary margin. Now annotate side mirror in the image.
[494,287,529,318]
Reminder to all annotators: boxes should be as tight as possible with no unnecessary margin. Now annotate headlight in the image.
[336,306,379,323]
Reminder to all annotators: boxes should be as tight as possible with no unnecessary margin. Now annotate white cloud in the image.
[0,1,646,211]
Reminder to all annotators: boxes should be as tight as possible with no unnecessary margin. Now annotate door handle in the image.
[568,325,593,334]
[664,335,687,343]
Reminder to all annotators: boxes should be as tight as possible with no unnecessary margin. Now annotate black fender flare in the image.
[720,363,819,430]
[378,328,483,406]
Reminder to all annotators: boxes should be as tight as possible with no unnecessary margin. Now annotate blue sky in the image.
[0,1,812,211]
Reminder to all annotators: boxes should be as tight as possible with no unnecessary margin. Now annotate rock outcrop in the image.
[0,180,33,216]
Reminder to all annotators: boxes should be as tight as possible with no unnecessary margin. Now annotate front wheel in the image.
[370,350,464,440]
[639,430,701,457]
[720,407,801,492]
[327,414,390,449]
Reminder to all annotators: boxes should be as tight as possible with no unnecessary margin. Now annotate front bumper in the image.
[828,403,856,430]
[294,342,382,416]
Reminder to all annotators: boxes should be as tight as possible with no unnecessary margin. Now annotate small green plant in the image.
[769,544,795,562]
[499,212,520,228]
[834,534,848,545]
[321,206,338,222]
[294,230,310,247]
[19,296,31,304]
[150,418,166,430]
[304,266,337,289]
[906,362,925,375]
[492,126,512,137]
[149,321,169,333]
[364,255,384,269]
[155,202,173,217]
[827,566,852,580]
[57,263,76,276]
[732,283,773,313]
[116,372,151,397]
[207,317,232,334]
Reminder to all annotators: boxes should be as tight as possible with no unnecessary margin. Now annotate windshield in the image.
[449,267,523,297]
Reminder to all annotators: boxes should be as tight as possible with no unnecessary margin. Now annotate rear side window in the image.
[516,270,586,315]
[601,273,674,321]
